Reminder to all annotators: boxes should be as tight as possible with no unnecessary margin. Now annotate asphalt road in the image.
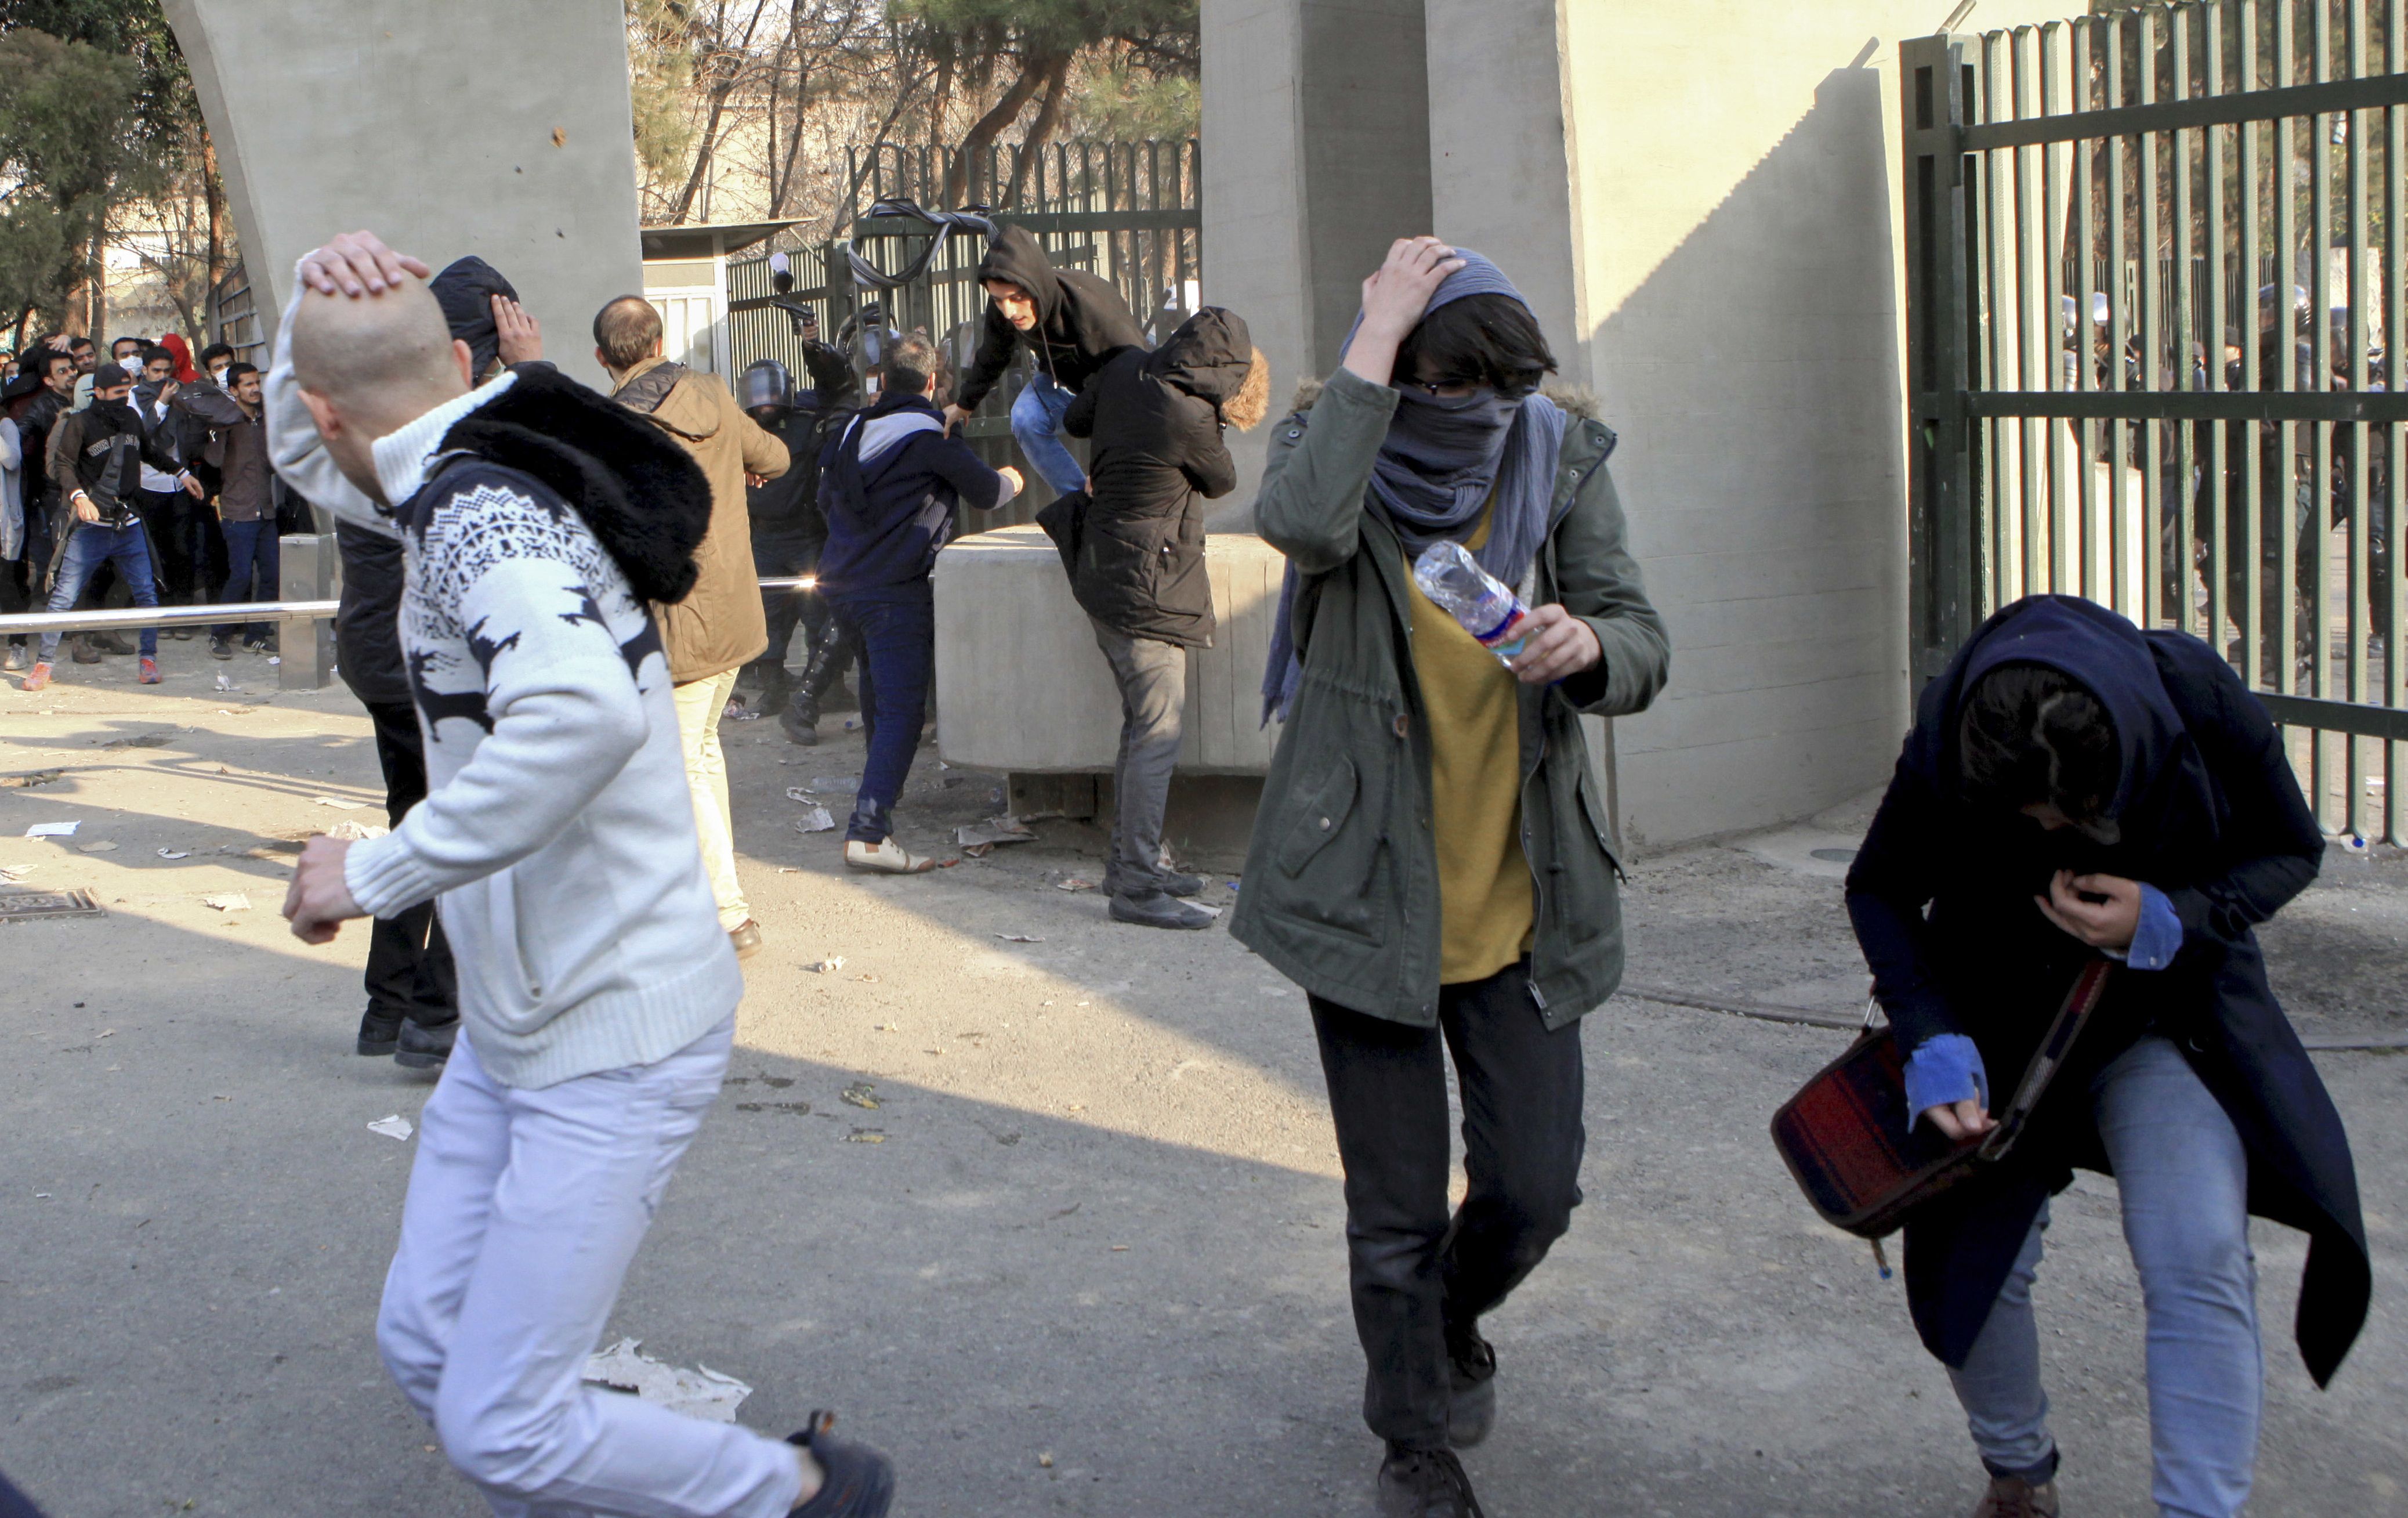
[1,639,2401,1516]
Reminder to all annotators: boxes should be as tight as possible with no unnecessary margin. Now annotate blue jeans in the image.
[828,581,934,844]
[1009,372,1087,496]
[213,519,280,642]
[1948,1035,2261,1517]
[39,522,158,659]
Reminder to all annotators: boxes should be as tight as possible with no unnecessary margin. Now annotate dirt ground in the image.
[1,636,2402,1516]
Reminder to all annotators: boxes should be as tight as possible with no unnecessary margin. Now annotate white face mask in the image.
[208,364,229,385]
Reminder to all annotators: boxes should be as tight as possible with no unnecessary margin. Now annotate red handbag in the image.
[1770,959,2115,1241]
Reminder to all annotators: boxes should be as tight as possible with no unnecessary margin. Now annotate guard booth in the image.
[1901,1,2408,841]
[639,220,799,377]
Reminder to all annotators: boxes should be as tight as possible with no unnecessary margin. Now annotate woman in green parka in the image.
[1230,237,1669,1517]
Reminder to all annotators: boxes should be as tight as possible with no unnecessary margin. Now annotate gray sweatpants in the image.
[1091,619,1187,895]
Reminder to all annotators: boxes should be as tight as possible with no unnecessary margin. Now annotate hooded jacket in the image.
[1049,308,1248,647]
[610,355,788,682]
[1846,594,2367,1387]
[816,389,1016,594]
[953,225,1147,413]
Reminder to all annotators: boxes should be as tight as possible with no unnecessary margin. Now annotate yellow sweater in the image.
[1403,512,1534,985]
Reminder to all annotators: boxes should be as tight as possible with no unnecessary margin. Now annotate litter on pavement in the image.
[324,820,390,841]
[312,796,368,811]
[582,1339,752,1422]
[23,821,79,838]
[793,806,836,834]
[997,933,1044,944]
[956,815,1037,848]
[807,956,846,974]
[202,893,253,912]
[367,1115,414,1141]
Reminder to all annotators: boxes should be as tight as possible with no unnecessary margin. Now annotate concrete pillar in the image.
[162,0,645,390]
[1421,1,1587,388]
[1421,2,2078,847]
[1200,0,1432,524]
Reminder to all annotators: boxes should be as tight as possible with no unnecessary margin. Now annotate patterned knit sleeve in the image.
[343,478,657,915]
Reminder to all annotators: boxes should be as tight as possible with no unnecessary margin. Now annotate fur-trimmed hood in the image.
[439,363,714,605]
[1285,374,1602,423]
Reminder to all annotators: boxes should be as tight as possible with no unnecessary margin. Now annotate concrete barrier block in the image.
[933,526,1285,776]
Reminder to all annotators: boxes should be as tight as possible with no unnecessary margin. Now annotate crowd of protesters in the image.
[0,207,2370,1518]
[1,325,292,682]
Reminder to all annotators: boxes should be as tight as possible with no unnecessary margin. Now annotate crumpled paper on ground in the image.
[582,1338,752,1422]
[324,820,389,841]
[956,815,1036,848]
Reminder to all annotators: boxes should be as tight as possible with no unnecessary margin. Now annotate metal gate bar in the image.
[1904,1,2408,841]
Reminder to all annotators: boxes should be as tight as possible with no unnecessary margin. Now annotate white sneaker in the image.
[844,837,937,874]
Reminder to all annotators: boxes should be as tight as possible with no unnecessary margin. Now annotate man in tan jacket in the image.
[595,297,788,958]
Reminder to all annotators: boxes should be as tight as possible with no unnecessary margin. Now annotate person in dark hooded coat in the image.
[1844,594,2366,1518]
[1044,306,1269,928]
[940,224,1145,497]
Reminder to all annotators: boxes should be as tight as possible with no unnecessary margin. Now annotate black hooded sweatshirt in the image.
[1049,308,1248,648]
[954,225,1146,412]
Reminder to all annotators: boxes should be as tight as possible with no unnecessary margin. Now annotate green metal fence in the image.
[718,139,1201,527]
[1904,1,2408,841]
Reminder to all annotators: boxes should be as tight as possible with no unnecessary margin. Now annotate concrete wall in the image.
[932,527,1284,775]
[1199,0,1431,526]
[163,0,645,389]
[1407,1,2072,848]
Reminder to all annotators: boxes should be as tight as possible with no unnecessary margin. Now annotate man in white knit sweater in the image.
[274,233,892,1518]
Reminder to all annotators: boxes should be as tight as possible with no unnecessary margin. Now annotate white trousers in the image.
[376,1019,800,1517]
[672,669,748,931]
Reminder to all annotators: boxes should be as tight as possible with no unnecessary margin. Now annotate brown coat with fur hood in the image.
[610,355,789,682]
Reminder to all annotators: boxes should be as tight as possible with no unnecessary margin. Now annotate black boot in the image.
[782,627,854,747]
[395,1016,457,1071]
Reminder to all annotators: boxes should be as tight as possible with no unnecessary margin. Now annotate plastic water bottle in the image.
[1413,540,1531,663]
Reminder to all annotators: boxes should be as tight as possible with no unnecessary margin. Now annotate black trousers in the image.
[751,528,829,678]
[364,699,457,1027]
[1310,959,1585,1450]
[133,489,206,603]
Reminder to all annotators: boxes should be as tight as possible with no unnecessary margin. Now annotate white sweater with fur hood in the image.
[265,273,738,1087]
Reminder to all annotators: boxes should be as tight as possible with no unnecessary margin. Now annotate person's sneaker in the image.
[844,838,936,874]
[1446,1331,1497,1448]
[785,1411,895,1517]
[1109,889,1214,930]
[2,645,23,673]
[395,1017,457,1071]
[168,626,193,641]
[209,635,233,660]
[729,920,764,960]
[1972,1475,2060,1517]
[70,636,102,664]
[137,656,161,684]
[357,1007,404,1056]
[242,638,269,655]
[1102,864,1207,898]
[1375,1445,1486,1518]
[20,662,51,692]
[781,704,823,746]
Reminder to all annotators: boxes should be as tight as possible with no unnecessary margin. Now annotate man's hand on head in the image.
[298,232,432,298]
[283,834,365,945]
[493,295,543,366]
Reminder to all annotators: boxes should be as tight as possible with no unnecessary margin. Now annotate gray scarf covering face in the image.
[1259,250,1571,724]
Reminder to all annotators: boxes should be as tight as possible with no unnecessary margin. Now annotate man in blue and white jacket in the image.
[270,232,893,1518]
